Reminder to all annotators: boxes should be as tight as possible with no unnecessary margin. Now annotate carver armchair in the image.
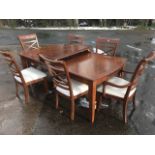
[18,33,40,51]
[0,51,48,104]
[97,51,155,123]
[40,54,88,121]
[93,37,120,56]
[67,33,85,45]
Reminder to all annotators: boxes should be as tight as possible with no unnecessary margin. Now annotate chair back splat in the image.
[126,51,155,99]
[18,33,40,51]
[0,51,25,84]
[96,37,120,56]
[67,34,84,45]
[39,54,73,96]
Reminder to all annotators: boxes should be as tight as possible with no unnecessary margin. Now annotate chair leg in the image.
[123,101,128,124]
[133,93,136,109]
[70,99,75,121]
[23,85,29,104]
[15,82,19,98]
[97,94,102,111]
[55,92,59,109]
[43,78,48,93]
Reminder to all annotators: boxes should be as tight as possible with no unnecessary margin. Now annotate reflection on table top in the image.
[20,44,90,61]
[66,53,126,82]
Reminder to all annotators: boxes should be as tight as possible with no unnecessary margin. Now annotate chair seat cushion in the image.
[97,76,136,98]
[56,79,88,97]
[93,48,107,55]
[14,67,47,83]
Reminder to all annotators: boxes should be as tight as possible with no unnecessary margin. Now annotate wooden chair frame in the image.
[0,51,48,104]
[95,37,120,56]
[98,51,155,123]
[39,54,88,121]
[18,33,40,51]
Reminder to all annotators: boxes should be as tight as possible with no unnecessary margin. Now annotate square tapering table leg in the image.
[88,81,96,126]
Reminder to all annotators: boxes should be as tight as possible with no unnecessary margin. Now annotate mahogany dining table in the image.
[20,44,126,125]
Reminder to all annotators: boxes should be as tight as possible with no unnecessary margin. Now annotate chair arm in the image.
[104,81,131,88]
[118,69,134,78]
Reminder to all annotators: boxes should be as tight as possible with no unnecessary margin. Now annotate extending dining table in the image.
[20,44,126,125]
[20,44,90,67]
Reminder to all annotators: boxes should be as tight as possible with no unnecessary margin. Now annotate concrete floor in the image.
[0,29,155,134]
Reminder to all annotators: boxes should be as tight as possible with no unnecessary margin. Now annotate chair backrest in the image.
[67,34,84,44]
[125,51,155,99]
[39,54,73,97]
[18,33,40,51]
[96,37,120,56]
[0,51,25,84]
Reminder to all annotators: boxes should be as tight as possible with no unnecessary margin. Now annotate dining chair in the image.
[97,51,155,123]
[18,33,40,51]
[39,54,88,121]
[67,34,84,45]
[93,37,120,56]
[0,51,48,104]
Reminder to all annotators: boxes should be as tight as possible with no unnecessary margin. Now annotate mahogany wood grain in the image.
[20,44,90,68]
[66,53,126,82]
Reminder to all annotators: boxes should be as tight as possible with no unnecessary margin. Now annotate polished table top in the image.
[65,52,126,82]
[20,44,90,61]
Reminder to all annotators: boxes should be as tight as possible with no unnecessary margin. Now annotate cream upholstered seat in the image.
[93,47,106,55]
[14,67,47,83]
[56,79,88,97]
[97,77,136,98]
